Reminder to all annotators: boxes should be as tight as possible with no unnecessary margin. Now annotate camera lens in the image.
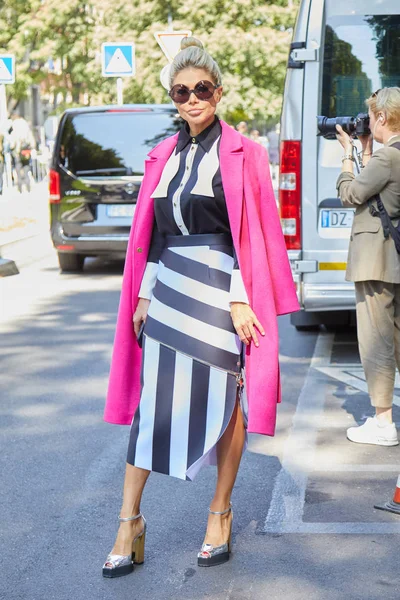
[336,116,356,135]
[317,116,356,139]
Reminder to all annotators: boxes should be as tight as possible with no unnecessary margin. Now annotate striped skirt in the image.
[127,233,247,481]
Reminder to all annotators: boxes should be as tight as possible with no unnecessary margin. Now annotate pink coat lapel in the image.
[219,122,244,250]
[218,122,252,303]
[132,135,179,250]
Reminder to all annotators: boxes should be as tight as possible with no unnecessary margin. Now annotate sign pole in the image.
[0,83,7,126]
[116,77,123,105]
[0,54,15,192]
[0,83,12,192]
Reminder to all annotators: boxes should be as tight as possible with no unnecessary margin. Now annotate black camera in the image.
[317,113,371,140]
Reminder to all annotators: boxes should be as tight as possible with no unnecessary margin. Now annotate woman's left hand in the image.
[358,132,374,153]
[335,124,353,153]
[230,302,265,347]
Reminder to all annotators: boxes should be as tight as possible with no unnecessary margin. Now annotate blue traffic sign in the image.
[0,54,15,84]
[101,43,135,77]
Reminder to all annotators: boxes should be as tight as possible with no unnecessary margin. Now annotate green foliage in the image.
[2,0,299,123]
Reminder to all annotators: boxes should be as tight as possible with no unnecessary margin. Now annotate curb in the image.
[0,257,19,277]
[0,181,50,275]
[0,228,53,273]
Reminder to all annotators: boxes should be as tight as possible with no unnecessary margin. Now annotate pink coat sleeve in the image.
[255,146,299,316]
[104,185,152,425]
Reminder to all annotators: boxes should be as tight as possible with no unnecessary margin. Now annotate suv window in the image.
[59,110,181,177]
[321,14,400,117]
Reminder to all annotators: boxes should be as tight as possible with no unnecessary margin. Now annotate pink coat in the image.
[104,121,299,436]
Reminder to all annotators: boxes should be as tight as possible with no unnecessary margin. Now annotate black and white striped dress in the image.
[127,117,248,481]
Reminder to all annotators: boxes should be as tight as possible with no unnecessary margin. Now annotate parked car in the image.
[280,0,399,328]
[49,104,181,272]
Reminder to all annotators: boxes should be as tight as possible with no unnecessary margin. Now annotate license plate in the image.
[106,204,135,218]
[320,209,354,228]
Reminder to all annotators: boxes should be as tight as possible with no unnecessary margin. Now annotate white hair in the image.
[169,37,222,88]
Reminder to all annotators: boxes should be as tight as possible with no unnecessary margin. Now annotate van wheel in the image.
[58,252,85,272]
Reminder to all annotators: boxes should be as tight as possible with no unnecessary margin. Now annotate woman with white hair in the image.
[336,87,400,447]
[102,37,298,576]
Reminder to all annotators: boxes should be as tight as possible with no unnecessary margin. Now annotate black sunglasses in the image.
[168,80,220,104]
[371,88,382,98]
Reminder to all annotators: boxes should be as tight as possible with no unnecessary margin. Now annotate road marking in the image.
[264,332,334,533]
[264,331,400,535]
[316,365,400,407]
[312,464,400,472]
[280,522,400,534]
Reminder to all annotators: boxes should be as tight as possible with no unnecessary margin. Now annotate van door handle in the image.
[288,42,319,68]
[294,260,318,274]
[291,48,319,62]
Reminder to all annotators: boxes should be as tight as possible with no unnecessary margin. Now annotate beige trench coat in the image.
[337,135,400,283]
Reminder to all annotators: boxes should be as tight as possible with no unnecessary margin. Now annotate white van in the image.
[280,0,399,328]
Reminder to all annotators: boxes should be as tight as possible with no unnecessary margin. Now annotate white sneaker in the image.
[347,417,399,446]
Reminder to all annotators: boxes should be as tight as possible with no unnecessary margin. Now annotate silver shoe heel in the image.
[102,512,147,578]
[197,504,233,567]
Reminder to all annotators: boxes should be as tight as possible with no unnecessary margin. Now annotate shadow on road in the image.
[2,268,399,599]
[0,277,284,599]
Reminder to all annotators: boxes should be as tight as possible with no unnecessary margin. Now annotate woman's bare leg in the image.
[110,464,150,555]
[203,400,245,547]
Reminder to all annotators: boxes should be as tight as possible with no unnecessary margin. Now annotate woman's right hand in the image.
[335,124,353,153]
[133,298,150,337]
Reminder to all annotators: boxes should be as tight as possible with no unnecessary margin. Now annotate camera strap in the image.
[368,142,400,253]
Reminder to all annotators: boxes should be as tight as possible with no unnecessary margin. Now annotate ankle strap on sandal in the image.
[208,504,232,516]
[118,512,142,522]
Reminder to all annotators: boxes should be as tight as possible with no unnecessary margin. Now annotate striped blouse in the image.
[139,117,248,304]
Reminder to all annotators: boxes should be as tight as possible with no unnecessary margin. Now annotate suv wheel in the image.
[58,252,85,272]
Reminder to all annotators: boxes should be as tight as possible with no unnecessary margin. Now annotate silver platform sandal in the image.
[197,504,232,567]
[102,512,146,578]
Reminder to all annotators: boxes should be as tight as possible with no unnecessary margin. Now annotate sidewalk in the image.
[0,180,52,274]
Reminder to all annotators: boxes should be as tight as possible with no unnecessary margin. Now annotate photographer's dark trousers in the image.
[355,280,400,408]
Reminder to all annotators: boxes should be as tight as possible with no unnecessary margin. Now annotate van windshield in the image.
[59,110,182,177]
[321,14,400,117]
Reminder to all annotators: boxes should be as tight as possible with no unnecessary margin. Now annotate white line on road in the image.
[312,464,400,472]
[279,522,400,534]
[264,331,400,535]
[316,366,400,407]
[264,332,334,533]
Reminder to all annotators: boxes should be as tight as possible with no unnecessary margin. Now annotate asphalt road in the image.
[1,248,400,600]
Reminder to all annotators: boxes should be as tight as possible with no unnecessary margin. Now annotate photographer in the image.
[336,87,400,447]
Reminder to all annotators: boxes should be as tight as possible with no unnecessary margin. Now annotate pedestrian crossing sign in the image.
[0,54,15,84]
[102,43,135,77]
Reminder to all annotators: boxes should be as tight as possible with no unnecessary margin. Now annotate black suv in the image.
[49,104,180,272]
